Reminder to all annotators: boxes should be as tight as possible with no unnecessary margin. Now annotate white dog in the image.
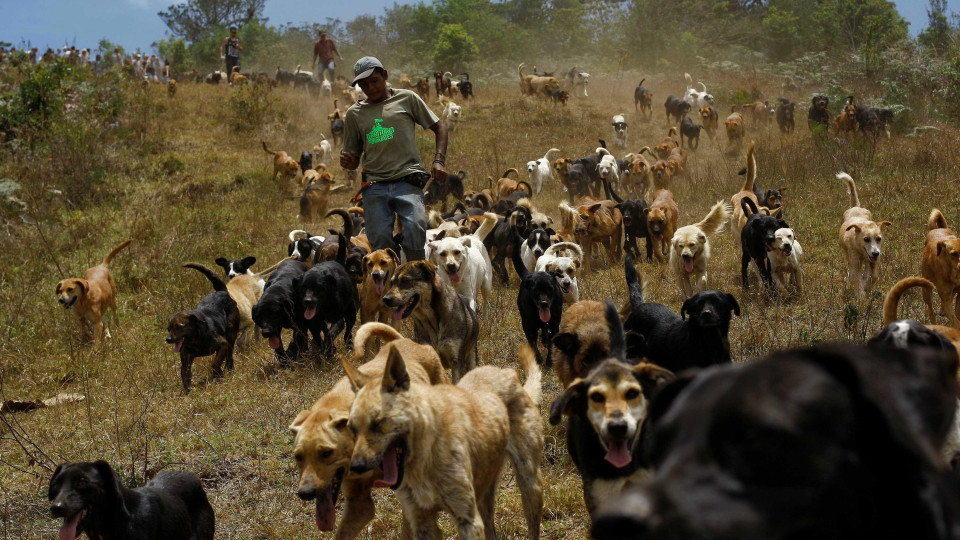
[314,135,333,164]
[669,201,731,299]
[427,212,496,310]
[525,148,560,194]
[440,95,462,133]
[595,147,621,192]
[566,68,590,97]
[536,242,583,304]
[768,227,803,295]
[320,75,332,97]
[612,115,628,148]
[683,73,715,109]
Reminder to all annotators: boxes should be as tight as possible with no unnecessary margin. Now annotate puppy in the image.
[359,249,401,325]
[168,264,240,393]
[56,239,131,346]
[725,110,745,152]
[776,97,796,134]
[768,227,803,295]
[574,197,623,271]
[808,94,831,133]
[427,212,497,311]
[740,198,790,291]
[922,209,960,328]
[679,116,702,150]
[290,322,449,537]
[838,172,890,296]
[439,95,462,133]
[513,249,563,365]
[262,141,300,180]
[699,106,718,139]
[382,260,480,381]
[526,148,561,195]
[299,171,335,221]
[644,189,678,262]
[633,79,652,119]
[536,242,583,305]
[670,201,731,299]
[48,461,214,540]
[612,114,628,148]
[664,95,691,124]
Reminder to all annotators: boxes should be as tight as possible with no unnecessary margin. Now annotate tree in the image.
[432,24,478,71]
[919,0,953,54]
[158,0,266,42]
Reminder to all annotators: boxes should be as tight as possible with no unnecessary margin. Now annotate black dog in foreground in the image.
[49,461,215,540]
[622,255,740,371]
[513,249,562,366]
[592,343,960,540]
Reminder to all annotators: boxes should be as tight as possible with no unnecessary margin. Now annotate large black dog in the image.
[252,258,311,365]
[608,184,652,262]
[623,255,740,371]
[592,344,960,540]
[293,245,357,358]
[49,460,215,540]
[664,95,691,124]
[808,94,830,132]
[512,250,562,366]
[740,198,789,290]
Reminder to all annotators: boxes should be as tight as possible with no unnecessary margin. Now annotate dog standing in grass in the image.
[56,239,132,346]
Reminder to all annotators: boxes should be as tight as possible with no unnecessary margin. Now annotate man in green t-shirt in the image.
[340,57,448,261]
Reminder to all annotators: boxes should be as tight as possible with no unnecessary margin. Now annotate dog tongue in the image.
[173,340,183,353]
[393,305,406,320]
[448,271,461,283]
[605,440,632,468]
[375,280,385,296]
[653,233,663,242]
[304,306,317,320]
[374,445,399,488]
[315,490,336,531]
[60,514,80,540]
[539,307,551,323]
[684,259,694,273]
[268,336,281,349]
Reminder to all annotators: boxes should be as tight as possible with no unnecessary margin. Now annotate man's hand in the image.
[431,161,446,183]
[340,150,359,170]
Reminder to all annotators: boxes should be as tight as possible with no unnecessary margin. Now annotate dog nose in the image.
[607,419,628,439]
[297,485,317,501]
[50,502,67,517]
[165,336,175,344]
[350,459,371,475]
[58,297,66,304]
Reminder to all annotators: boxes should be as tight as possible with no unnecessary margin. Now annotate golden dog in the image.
[262,141,300,180]
[230,66,248,85]
[699,106,718,139]
[653,127,679,159]
[56,239,132,346]
[299,171,336,222]
[922,209,960,328]
[623,149,652,196]
[496,168,532,200]
[730,141,760,235]
[838,172,891,296]
[645,189,679,262]
[167,79,177,97]
[725,110,745,152]
[883,277,960,349]
[836,96,858,135]
[359,249,401,325]
[574,197,623,272]
[670,201,731,299]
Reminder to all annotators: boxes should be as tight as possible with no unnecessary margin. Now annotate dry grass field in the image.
[1,69,959,538]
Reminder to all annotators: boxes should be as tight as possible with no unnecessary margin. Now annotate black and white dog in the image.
[612,114,628,148]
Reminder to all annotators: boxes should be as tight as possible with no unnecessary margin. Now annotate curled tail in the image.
[837,172,859,208]
[262,141,277,155]
[741,141,756,192]
[502,167,520,179]
[103,239,132,265]
[543,148,560,162]
[473,212,498,242]
[883,277,935,325]
[544,242,583,261]
[741,197,759,218]
[929,209,948,231]
[696,201,731,236]
[353,322,404,361]
[517,181,533,196]
[517,346,542,406]
[184,263,227,292]
[325,208,354,239]
[667,127,678,138]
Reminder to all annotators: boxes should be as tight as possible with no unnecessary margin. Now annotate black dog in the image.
[740,198,789,290]
[457,73,474,99]
[293,246,357,358]
[299,150,313,174]
[608,185,652,262]
[49,461,215,540]
[203,71,221,85]
[512,249,562,366]
[214,255,257,280]
[167,264,240,393]
[679,116,701,150]
[424,169,467,205]
[485,206,532,285]
[275,67,294,86]
[546,86,569,105]
[776,97,796,134]
[563,151,605,203]
[634,78,652,119]
[623,255,740,371]
[870,319,958,354]
[252,258,311,365]
[737,167,786,215]
[855,104,895,139]
[808,94,830,132]
[664,95,691,125]
[592,344,960,540]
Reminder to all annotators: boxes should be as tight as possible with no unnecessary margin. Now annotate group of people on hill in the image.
[0,44,171,82]
[217,27,342,84]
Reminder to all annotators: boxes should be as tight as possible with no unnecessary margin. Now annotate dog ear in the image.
[93,461,130,517]
[55,281,63,294]
[360,254,370,276]
[938,241,947,256]
[778,187,787,193]
[726,293,741,317]
[846,224,862,234]
[215,257,229,269]
[680,297,695,320]
[339,355,370,391]
[642,207,651,215]
[330,413,349,432]
[385,248,400,265]
[49,464,65,497]
[587,203,603,214]
[879,221,892,229]
[382,345,410,393]
[548,378,587,425]
[76,280,88,294]
[241,256,257,268]
[289,409,311,435]
[553,332,580,358]
[631,363,675,395]
[460,236,473,248]
[434,230,446,241]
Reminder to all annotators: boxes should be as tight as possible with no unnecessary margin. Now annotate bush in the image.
[228,83,276,132]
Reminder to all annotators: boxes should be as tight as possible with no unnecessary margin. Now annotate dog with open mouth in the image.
[289,322,448,538]
[767,227,803,296]
[48,460,214,540]
[427,212,497,311]
[513,248,563,366]
[838,172,890,296]
[56,239,131,346]
[670,201,731,299]
[293,246,357,358]
[740,197,790,292]
[381,260,479,381]
[536,241,583,305]
[359,248,401,326]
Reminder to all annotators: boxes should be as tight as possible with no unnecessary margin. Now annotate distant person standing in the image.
[312,31,342,82]
[220,26,242,85]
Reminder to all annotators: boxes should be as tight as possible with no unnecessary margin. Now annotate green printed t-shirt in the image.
[343,88,439,183]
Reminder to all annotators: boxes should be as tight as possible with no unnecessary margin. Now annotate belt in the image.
[361,171,429,191]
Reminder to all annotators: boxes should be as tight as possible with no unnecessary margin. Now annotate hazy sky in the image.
[0,0,949,54]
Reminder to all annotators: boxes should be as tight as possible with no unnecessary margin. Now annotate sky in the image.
[0,0,949,54]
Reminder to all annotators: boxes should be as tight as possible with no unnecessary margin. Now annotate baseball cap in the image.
[351,56,383,87]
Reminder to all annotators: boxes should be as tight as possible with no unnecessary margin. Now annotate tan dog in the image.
[262,141,299,180]
[552,300,612,387]
[725,110,745,152]
[670,201,731,299]
[653,127,679,159]
[699,106,718,139]
[554,156,574,179]
[359,249,401,325]
[56,240,132,346]
[883,277,960,347]
[574,197,623,271]
[518,62,559,98]
[838,172,891,296]
[230,66,248,85]
[623,149,652,196]
[645,190,679,262]
[289,322,449,538]
[836,96,858,135]
[344,344,543,540]
[730,141,759,235]
[397,73,412,88]
[922,209,960,328]
[224,272,262,348]
[299,171,336,222]
[496,168,531,200]
[664,146,687,178]
[167,79,177,97]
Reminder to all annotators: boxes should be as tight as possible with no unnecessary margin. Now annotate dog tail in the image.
[695,201,732,236]
[518,63,526,78]
[741,197,759,218]
[544,242,583,261]
[517,345,542,406]
[837,172,859,208]
[103,239,132,265]
[595,147,611,156]
[262,141,277,155]
[353,322,404,361]
[883,277,935,325]
[929,209,948,231]
[348,206,364,218]
[502,167,519,179]
[698,81,707,93]
[624,254,644,312]
[473,212,498,243]
[439,95,449,107]
[255,256,295,278]
[684,72,692,87]
[511,242,529,279]
[543,147,561,162]
[473,192,491,210]
[638,78,645,87]
[598,138,607,149]
[288,229,311,243]
[741,141,757,192]
[184,262,227,292]
[325,209,354,239]
[667,127,678,138]
[517,181,533,196]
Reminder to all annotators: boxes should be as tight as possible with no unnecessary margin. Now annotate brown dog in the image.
[359,249,401,325]
[56,239,132,346]
[414,78,430,101]
[730,141,759,235]
[552,300,613,387]
[299,171,336,222]
[664,146,687,178]
[262,141,300,180]
[653,127,679,159]
[836,96,858,135]
[230,66,247,85]
[922,209,960,328]
[574,197,623,272]
[289,322,449,538]
[883,277,960,351]
[624,149,652,196]
[554,156,574,178]
[725,110,745,152]
[434,70,452,97]
[167,79,177,97]
[838,172,891,296]
[645,189,679,262]
[699,106,718,139]
[496,168,532,200]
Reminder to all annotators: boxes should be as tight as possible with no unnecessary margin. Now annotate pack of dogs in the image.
[50,68,960,540]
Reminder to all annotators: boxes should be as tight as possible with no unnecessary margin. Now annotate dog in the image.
[549,302,675,522]
[653,127,679,159]
[56,239,131,346]
[808,94,831,133]
[634,79,652,119]
[725,110,745,152]
[190,262,260,348]
[679,116,701,150]
[526,148,560,195]
[513,249,563,366]
[229,66,247,85]
[433,70,452,97]
[611,193,653,262]
[457,72,474,99]
[299,150,313,175]
[574,197,623,271]
[520,227,555,272]
[536,242,583,305]
[856,104,895,139]
[359,249,401,326]
[835,95,858,135]
[881,277,960,355]
[620,151,652,197]
[767,227,804,295]
[48,461,214,540]
[414,77,430,100]
[382,260,480,381]
[330,99,345,147]
[699,106,718,139]
[214,255,257,282]
[204,70,222,84]
[612,114,628,148]
[252,258,313,365]
[275,67,294,85]
[167,79,177,97]
[921,209,960,328]
[644,190,678,262]
[294,255,357,357]
[838,172,890,296]
[683,73,714,109]
[439,95,462,133]
[664,95,691,124]
[299,171,336,222]
[730,141,762,235]
[595,147,622,193]
[740,197,790,291]
[565,67,590,97]
[168,264,240,393]
[289,322,449,537]
[427,212,497,311]
[670,201,731,299]
[776,97,796,134]
[314,135,333,164]
[424,169,467,206]
[484,205,532,285]
[262,141,300,180]
[546,86,569,104]
[495,168,533,201]
[561,155,604,203]
[551,301,616,387]
[287,230,325,263]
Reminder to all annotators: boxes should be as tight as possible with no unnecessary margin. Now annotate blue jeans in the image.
[362,179,427,258]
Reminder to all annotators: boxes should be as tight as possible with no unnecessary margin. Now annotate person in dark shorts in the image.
[312,31,342,82]
[220,26,242,85]
[340,57,448,261]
